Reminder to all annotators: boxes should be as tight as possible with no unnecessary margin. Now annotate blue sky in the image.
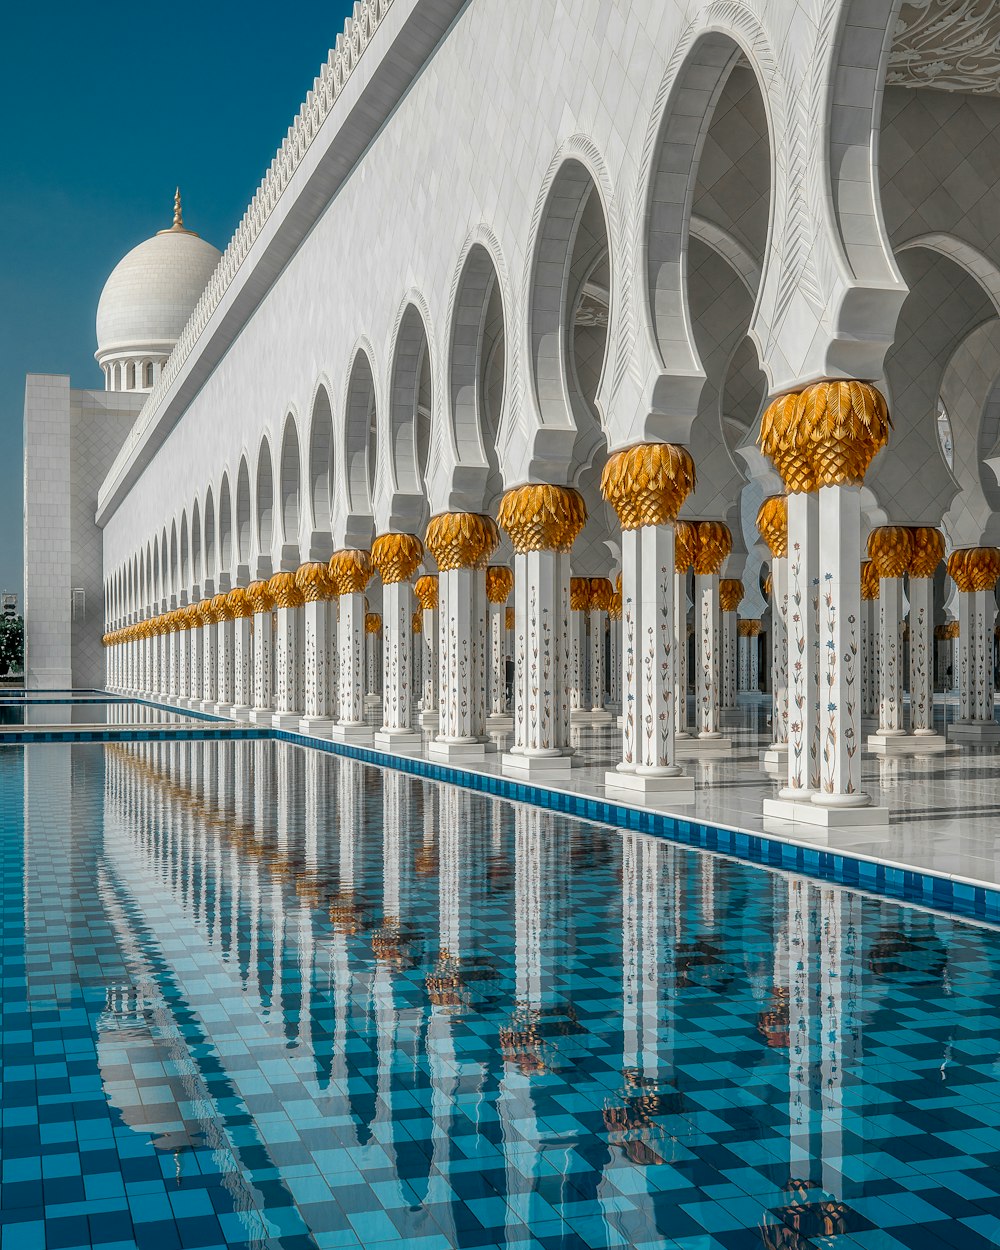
[0,1,354,600]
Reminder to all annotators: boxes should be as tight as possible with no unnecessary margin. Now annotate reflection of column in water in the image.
[787,878,810,1184]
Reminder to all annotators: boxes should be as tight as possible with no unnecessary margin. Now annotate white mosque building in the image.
[22,0,1000,831]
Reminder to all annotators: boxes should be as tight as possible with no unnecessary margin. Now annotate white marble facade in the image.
[24,0,1000,820]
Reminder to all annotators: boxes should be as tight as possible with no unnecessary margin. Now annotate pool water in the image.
[0,698,216,725]
[2,739,999,1250]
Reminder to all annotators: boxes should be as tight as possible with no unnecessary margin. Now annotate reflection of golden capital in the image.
[948,546,1000,592]
[588,577,613,611]
[425,512,499,570]
[674,519,697,572]
[497,485,586,553]
[719,579,744,612]
[329,549,373,596]
[860,560,880,601]
[226,587,251,618]
[246,579,276,614]
[609,591,622,621]
[755,495,787,558]
[372,533,424,584]
[411,610,422,634]
[414,574,438,610]
[867,527,913,579]
[365,611,382,634]
[692,521,733,576]
[908,527,944,578]
[600,442,696,529]
[505,605,515,630]
[294,561,336,602]
[570,577,590,611]
[485,565,514,604]
[267,571,304,609]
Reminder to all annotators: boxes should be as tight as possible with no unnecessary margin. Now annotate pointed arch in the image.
[235,455,252,573]
[307,383,335,559]
[255,436,275,575]
[218,471,233,583]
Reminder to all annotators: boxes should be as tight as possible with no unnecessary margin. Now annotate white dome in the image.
[95,221,221,361]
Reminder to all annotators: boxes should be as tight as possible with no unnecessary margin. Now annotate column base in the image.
[947,720,1000,745]
[374,728,423,753]
[271,711,303,729]
[228,704,252,721]
[760,743,788,769]
[868,732,947,754]
[330,723,375,744]
[604,769,695,801]
[763,796,889,828]
[501,751,572,777]
[299,716,334,737]
[418,710,439,729]
[212,703,234,718]
[487,713,514,728]
[428,739,489,762]
[365,693,381,706]
[248,707,274,725]
[677,737,733,754]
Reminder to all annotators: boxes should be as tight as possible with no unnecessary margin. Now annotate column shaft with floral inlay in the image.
[486,566,514,719]
[601,443,696,797]
[227,589,252,714]
[947,548,1000,742]
[425,512,497,759]
[869,527,912,737]
[246,580,275,721]
[295,562,337,730]
[588,578,612,715]
[860,562,879,718]
[720,579,744,706]
[329,550,373,740]
[674,522,695,739]
[498,485,585,774]
[267,572,304,725]
[693,522,732,740]
[908,529,944,736]
[211,594,235,710]
[415,575,438,727]
[758,497,788,754]
[372,533,424,747]
[569,578,589,714]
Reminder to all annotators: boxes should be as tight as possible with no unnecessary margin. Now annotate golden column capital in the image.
[674,519,698,573]
[267,571,304,609]
[908,527,944,578]
[246,579,276,615]
[569,577,591,611]
[425,512,499,570]
[411,610,422,634]
[948,547,1000,592]
[759,382,891,493]
[600,442,696,529]
[719,579,744,612]
[414,574,438,610]
[588,577,613,611]
[181,604,200,630]
[329,549,373,596]
[371,533,424,584]
[485,565,514,604]
[497,484,586,553]
[746,619,762,636]
[194,598,213,626]
[365,611,382,635]
[210,593,233,622]
[867,526,913,579]
[609,591,622,621]
[226,587,252,619]
[295,561,337,602]
[755,495,788,558]
[692,521,733,576]
[860,560,880,601]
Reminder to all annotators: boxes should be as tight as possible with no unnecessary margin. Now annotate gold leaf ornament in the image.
[425,512,499,570]
[294,561,337,602]
[755,495,788,558]
[600,442,696,530]
[719,579,744,612]
[569,577,591,611]
[414,574,438,610]
[267,571,305,609]
[485,565,514,604]
[588,577,613,612]
[497,485,586,553]
[800,380,891,488]
[867,527,914,579]
[328,549,373,596]
[371,533,424,585]
[692,521,733,576]
[908,527,944,578]
[245,579,276,614]
[674,520,698,573]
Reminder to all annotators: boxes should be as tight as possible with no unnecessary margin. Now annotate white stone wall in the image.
[24,374,139,688]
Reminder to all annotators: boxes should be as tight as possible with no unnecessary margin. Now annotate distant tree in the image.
[0,616,24,676]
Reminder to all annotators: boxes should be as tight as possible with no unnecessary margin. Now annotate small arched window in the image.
[126,362,136,390]
[937,399,954,470]
[144,361,154,388]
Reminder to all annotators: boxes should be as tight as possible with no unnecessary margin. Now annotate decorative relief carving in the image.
[889,1,1000,96]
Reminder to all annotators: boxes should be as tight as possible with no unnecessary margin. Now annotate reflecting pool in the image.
[2,739,999,1250]
[0,697,213,725]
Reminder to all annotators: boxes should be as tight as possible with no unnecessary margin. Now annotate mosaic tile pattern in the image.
[2,739,1000,1249]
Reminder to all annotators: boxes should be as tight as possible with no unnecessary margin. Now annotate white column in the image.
[232,614,252,715]
[608,610,621,709]
[782,492,820,796]
[301,596,334,734]
[812,485,870,810]
[431,567,488,759]
[608,524,692,798]
[272,605,302,726]
[722,610,737,707]
[569,608,587,713]
[738,631,750,692]
[877,577,904,735]
[169,629,180,697]
[695,573,721,738]
[251,609,273,721]
[860,596,876,716]
[488,601,508,719]
[202,617,217,706]
[376,581,420,748]
[420,604,438,727]
[908,575,934,735]
[178,627,191,701]
[504,549,572,774]
[332,592,370,741]
[674,571,690,738]
[748,629,760,693]
[588,607,607,714]
[189,624,203,705]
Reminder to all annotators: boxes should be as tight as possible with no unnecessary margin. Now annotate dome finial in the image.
[172,187,183,230]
